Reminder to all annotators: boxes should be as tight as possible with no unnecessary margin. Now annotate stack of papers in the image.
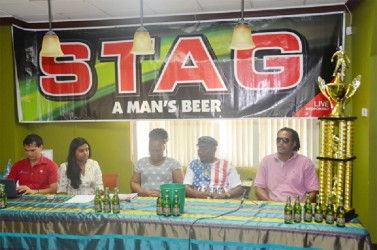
[64,193,138,203]
[65,195,94,203]
[112,193,138,201]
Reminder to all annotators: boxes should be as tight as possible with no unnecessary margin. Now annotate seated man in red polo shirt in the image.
[7,134,58,194]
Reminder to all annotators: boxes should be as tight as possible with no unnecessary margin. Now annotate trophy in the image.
[318,46,361,117]
[317,46,361,221]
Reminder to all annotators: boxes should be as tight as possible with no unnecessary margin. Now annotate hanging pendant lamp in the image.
[230,0,256,50]
[131,0,155,55]
[40,0,64,57]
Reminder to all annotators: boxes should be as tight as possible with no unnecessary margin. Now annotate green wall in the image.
[351,0,377,243]
[0,26,133,193]
[1,3,377,242]
[0,26,28,164]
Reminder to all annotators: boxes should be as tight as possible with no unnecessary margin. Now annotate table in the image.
[0,195,372,250]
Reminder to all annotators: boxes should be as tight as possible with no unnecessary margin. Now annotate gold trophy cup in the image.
[318,46,361,117]
[317,46,361,221]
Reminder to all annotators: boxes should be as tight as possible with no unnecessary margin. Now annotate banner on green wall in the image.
[12,13,344,122]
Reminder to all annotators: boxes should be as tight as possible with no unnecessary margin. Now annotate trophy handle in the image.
[318,77,332,103]
[345,75,362,100]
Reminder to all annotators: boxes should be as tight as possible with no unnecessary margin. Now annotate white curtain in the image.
[132,118,319,168]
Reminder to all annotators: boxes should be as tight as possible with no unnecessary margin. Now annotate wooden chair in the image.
[102,173,120,190]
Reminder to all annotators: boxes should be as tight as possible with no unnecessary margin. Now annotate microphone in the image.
[240,177,253,205]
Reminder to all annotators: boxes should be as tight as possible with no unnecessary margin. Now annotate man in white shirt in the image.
[183,136,243,199]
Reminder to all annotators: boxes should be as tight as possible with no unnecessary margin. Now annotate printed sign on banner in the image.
[12,13,343,122]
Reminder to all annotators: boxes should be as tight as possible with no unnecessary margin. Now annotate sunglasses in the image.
[276,137,290,144]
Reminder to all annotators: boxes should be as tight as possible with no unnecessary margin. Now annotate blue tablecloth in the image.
[0,195,372,249]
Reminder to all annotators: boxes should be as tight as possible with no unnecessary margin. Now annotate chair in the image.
[102,173,120,190]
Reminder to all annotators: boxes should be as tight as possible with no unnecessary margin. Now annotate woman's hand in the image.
[141,189,160,197]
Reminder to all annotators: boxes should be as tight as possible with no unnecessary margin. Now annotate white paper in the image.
[64,195,95,203]
[110,193,138,201]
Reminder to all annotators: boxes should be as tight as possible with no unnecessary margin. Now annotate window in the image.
[132,118,319,167]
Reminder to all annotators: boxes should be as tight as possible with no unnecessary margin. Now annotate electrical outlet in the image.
[346,26,353,35]
[361,108,368,117]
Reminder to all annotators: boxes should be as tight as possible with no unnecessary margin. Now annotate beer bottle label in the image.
[284,214,292,223]
[103,203,110,212]
[326,215,334,224]
[173,207,180,216]
[314,213,323,222]
[305,213,312,222]
[94,203,102,212]
[157,206,163,215]
[112,204,120,213]
[336,217,346,227]
[294,213,301,222]
[163,206,171,216]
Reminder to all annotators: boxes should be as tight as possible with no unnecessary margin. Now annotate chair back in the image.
[102,173,120,190]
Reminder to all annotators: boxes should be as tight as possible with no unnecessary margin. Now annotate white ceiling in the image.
[0,0,349,23]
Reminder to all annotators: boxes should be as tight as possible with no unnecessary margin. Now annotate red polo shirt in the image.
[7,155,58,189]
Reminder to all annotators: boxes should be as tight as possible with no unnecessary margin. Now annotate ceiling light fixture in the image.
[230,0,256,50]
[40,0,64,57]
[131,0,155,55]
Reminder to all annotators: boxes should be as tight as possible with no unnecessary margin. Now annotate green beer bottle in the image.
[336,196,346,227]
[293,195,302,223]
[156,193,163,216]
[112,187,120,214]
[103,187,112,213]
[314,194,323,223]
[1,184,7,208]
[163,190,171,216]
[0,185,5,209]
[304,194,313,222]
[172,190,180,216]
[284,195,293,224]
[94,187,103,213]
[325,195,334,224]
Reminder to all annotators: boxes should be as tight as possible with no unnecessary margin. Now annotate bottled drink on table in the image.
[293,195,302,223]
[103,187,112,213]
[336,196,346,227]
[325,195,334,224]
[284,195,293,224]
[0,184,5,209]
[112,187,120,214]
[304,194,313,222]
[172,189,180,216]
[314,194,323,223]
[156,193,163,216]
[163,190,171,216]
[94,186,103,213]
[2,184,7,207]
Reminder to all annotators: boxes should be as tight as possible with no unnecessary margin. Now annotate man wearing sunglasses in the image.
[254,127,318,202]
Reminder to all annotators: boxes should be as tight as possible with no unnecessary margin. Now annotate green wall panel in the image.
[351,0,377,243]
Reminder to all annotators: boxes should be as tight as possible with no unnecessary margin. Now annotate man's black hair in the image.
[23,134,43,147]
[278,127,300,151]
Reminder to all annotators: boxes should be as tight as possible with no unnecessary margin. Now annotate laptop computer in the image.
[0,179,22,198]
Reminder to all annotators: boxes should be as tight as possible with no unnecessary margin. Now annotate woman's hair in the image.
[149,128,168,144]
[66,137,91,189]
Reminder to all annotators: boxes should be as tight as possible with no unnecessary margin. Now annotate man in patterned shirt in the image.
[183,136,243,199]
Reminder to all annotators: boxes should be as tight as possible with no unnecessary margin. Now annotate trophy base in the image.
[345,209,358,222]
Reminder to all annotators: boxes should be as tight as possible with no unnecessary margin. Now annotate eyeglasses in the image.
[276,137,290,144]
